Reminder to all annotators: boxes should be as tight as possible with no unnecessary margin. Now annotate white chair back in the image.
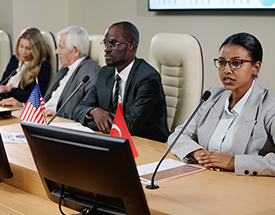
[0,30,12,78]
[149,33,204,132]
[41,31,58,90]
[89,34,105,67]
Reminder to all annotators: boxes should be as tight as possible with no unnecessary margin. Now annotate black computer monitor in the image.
[21,122,150,215]
[0,133,13,179]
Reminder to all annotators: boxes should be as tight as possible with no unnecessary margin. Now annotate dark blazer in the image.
[44,57,100,120]
[0,55,51,102]
[73,58,170,143]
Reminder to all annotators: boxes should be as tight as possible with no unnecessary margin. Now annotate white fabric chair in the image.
[89,34,105,67]
[0,30,12,78]
[41,31,58,90]
[149,33,204,132]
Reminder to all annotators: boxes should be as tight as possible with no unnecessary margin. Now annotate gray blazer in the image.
[73,58,170,142]
[168,82,275,176]
[44,57,100,119]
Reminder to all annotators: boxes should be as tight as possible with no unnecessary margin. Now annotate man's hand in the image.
[190,149,235,171]
[0,97,23,107]
[89,108,114,134]
[45,109,56,116]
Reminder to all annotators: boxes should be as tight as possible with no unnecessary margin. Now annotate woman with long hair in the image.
[0,27,51,102]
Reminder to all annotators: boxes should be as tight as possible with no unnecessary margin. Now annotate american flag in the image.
[20,83,45,124]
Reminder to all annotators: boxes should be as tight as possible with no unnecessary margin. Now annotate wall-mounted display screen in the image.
[148,0,275,10]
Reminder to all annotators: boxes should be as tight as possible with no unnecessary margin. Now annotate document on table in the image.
[1,122,94,144]
[137,158,206,185]
[0,107,10,112]
[0,106,22,115]
[49,122,95,133]
[1,133,27,143]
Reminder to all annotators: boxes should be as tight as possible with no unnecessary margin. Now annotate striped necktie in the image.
[113,74,121,112]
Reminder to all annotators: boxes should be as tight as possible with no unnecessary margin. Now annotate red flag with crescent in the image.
[110,103,139,158]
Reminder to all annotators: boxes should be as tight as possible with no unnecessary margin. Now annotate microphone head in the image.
[10,70,17,76]
[201,90,211,102]
[82,76,90,84]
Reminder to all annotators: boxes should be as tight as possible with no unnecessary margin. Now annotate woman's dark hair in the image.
[220,32,263,63]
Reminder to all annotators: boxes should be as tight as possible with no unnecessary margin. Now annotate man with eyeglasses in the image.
[73,21,170,143]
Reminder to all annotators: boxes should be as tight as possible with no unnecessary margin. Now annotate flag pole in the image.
[36,77,47,124]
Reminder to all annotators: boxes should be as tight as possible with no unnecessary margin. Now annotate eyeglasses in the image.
[100,40,130,50]
[214,59,254,69]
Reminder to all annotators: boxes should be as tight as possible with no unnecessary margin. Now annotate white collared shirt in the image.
[45,57,85,111]
[8,61,28,87]
[208,80,255,155]
[112,60,134,104]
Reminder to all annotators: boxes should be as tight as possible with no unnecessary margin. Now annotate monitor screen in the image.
[148,0,275,10]
[21,122,150,215]
[0,133,13,179]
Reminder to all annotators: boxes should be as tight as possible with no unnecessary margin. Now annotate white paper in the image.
[1,133,27,143]
[50,122,95,133]
[137,158,206,185]
[137,158,184,175]
[0,107,10,112]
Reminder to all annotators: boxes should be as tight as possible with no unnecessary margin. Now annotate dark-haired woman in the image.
[168,32,275,176]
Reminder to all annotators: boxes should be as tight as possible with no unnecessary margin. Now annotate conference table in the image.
[1,109,275,215]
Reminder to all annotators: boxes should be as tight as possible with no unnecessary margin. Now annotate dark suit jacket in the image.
[44,57,100,120]
[0,55,51,102]
[73,58,170,142]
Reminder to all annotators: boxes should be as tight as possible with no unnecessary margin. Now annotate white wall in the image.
[1,0,275,93]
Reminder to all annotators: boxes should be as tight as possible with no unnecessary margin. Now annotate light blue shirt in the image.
[208,81,255,155]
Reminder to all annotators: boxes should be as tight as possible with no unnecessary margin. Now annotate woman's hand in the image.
[197,151,235,171]
[191,149,235,171]
[0,84,13,94]
[0,97,23,107]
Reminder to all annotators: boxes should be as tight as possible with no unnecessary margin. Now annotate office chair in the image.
[149,33,204,132]
[41,31,58,92]
[89,34,105,67]
[0,30,12,78]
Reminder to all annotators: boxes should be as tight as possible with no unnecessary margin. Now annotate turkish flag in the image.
[110,103,139,158]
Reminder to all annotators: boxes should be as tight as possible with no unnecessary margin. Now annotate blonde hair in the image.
[15,27,49,88]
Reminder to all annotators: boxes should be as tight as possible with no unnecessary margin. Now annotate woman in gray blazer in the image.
[168,32,275,176]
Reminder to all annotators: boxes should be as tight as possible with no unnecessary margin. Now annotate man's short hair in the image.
[111,21,139,46]
[57,26,90,57]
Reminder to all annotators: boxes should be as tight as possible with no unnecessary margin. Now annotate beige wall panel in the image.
[11,0,69,50]
[1,0,275,93]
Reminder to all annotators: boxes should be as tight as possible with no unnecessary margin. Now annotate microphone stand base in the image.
[146,184,159,189]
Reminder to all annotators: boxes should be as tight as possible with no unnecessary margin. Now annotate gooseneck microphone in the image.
[47,75,90,125]
[146,90,211,189]
[0,70,17,85]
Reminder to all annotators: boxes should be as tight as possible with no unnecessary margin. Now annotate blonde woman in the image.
[0,27,51,102]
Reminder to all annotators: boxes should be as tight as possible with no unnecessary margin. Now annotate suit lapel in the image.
[57,57,88,108]
[44,67,67,102]
[199,92,228,149]
[231,83,263,155]
[122,58,140,110]
[104,68,116,111]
